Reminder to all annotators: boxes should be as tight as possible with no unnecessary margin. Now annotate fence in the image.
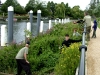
[78,24,87,75]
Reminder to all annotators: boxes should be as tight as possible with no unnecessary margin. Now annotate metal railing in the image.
[78,24,87,75]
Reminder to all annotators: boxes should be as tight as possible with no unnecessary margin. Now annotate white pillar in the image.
[55,19,57,24]
[1,25,7,46]
[40,21,43,33]
[64,18,67,23]
[49,20,51,29]
[26,22,31,37]
[62,19,64,24]
[59,19,61,23]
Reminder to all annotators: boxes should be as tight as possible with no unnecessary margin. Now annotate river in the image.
[0,18,70,44]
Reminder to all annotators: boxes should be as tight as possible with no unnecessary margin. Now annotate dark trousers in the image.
[16,59,32,75]
[92,30,96,38]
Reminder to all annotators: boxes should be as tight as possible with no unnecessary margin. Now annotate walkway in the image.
[87,26,100,75]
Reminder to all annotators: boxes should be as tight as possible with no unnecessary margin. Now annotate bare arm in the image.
[24,53,29,63]
[24,53,27,61]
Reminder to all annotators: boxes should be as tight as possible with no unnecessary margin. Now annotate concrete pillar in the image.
[59,19,61,23]
[64,18,66,23]
[8,6,14,44]
[40,21,43,33]
[26,22,31,37]
[49,20,51,29]
[62,19,64,24]
[37,10,41,35]
[1,25,7,46]
[55,19,57,24]
[29,10,33,33]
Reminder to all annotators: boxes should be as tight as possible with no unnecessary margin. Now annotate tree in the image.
[1,0,15,12]
[47,1,52,18]
[1,0,26,14]
[93,3,100,17]
[15,4,26,14]
[25,0,49,17]
[65,3,71,17]
[54,3,66,19]
[50,1,55,17]
[71,6,83,19]
[25,0,35,13]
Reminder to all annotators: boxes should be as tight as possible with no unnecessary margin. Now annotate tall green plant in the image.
[54,43,81,75]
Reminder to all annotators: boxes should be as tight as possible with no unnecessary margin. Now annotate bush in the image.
[54,43,81,75]
[0,22,82,74]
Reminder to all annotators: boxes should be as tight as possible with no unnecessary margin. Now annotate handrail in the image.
[78,24,87,75]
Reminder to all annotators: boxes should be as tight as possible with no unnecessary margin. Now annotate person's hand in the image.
[26,60,29,63]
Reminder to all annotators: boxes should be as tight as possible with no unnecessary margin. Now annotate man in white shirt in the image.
[15,44,32,75]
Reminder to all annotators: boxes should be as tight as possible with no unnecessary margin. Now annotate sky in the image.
[1,0,91,10]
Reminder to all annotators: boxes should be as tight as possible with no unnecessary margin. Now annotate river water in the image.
[0,20,53,43]
[0,19,70,44]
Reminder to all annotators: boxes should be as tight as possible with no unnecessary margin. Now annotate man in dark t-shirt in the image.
[62,34,82,47]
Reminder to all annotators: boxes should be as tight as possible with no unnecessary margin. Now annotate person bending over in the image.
[15,44,32,75]
[62,34,82,47]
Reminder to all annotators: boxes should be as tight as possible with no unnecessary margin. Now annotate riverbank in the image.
[0,22,82,75]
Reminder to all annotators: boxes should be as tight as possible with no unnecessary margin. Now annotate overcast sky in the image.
[1,0,91,10]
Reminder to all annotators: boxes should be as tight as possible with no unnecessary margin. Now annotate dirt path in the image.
[87,27,100,75]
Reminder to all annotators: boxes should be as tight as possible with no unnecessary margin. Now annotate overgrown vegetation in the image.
[0,23,83,75]
[54,43,81,75]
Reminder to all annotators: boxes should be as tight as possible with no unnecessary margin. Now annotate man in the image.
[74,12,91,41]
[62,34,82,47]
[15,44,32,75]
[83,12,91,41]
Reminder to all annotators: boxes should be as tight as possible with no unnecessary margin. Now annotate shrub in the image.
[54,43,81,75]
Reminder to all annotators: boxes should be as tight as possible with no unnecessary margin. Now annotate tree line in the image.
[0,0,84,19]
[86,1,100,17]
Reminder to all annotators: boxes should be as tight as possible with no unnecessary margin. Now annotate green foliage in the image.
[1,0,26,14]
[96,18,100,28]
[0,23,82,74]
[54,2,66,19]
[54,43,81,75]
[24,29,32,38]
[65,3,72,17]
[25,0,35,13]
[71,6,84,19]
[0,44,24,73]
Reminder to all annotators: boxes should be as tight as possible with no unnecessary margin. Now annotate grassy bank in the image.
[0,22,83,75]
